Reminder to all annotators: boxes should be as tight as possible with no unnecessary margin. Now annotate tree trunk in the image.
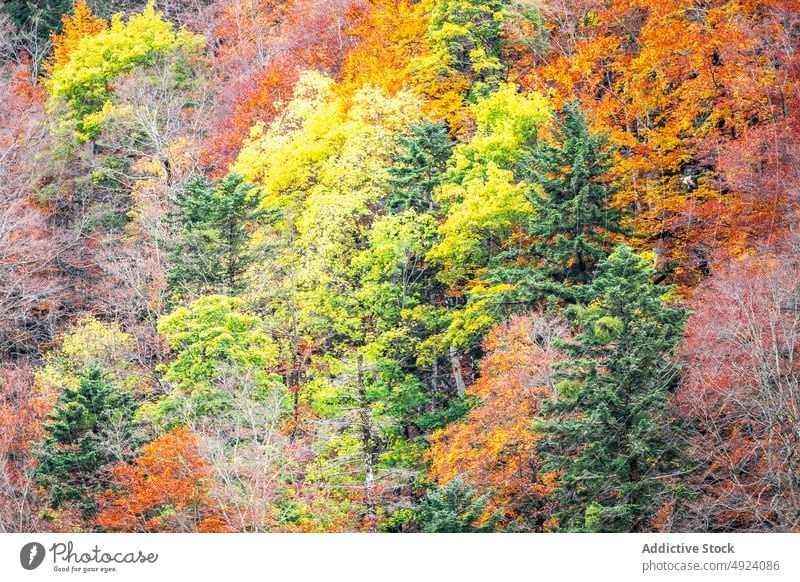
[449,345,466,397]
[356,355,377,530]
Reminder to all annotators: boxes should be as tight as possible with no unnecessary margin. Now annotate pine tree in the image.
[538,245,688,532]
[167,173,263,299]
[35,367,136,516]
[521,102,627,290]
[417,478,498,532]
[1,1,73,42]
[387,120,453,213]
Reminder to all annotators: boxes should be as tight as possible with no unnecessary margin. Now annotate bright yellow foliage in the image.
[46,1,204,141]
[35,316,146,395]
[233,71,422,274]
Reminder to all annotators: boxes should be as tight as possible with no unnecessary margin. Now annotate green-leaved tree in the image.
[512,103,628,301]
[387,120,453,213]
[167,173,263,300]
[417,478,498,532]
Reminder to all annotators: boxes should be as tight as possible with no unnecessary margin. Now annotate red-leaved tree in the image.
[674,234,800,531]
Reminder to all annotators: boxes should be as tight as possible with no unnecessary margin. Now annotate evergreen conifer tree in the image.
[539,245,688,532]
[1,1,73,41]
[417,478,498,532]
[167,173,263,299]
[36,367,136,516]
[520,103,627,292]
[387,120,453,213]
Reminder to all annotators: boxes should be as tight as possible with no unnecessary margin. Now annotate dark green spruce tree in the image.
[417,478,498,532]
[538,245,688,532]
[387,119,453,213]
[503,103,628,304]
[167,173,263,299]
[384,119,465,428]
[35,367,136,517]
[1,1,73,42]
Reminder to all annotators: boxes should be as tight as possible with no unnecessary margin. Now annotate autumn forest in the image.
[0,0,798,533]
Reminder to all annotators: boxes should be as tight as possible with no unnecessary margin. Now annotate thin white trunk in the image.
[449,345,466,397]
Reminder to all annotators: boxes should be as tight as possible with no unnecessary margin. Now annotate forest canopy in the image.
[0,0,798,533]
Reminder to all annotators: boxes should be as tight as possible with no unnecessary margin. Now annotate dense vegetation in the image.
[0,0,798,533]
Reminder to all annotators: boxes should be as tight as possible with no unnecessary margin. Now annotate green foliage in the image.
[521,102,628,288]
[429,85,549,288]
[427,0,509,97]
[1,0,73,40]
[539,245,688,532]
[35,367,137,516]
[232,74,422,318]
[423,84,549,352]
[46,2,203,141]
[153,295,280,419]
[351,211,437,336]
[448,83,550,184]
[387,120,453,213]
[428,164,528,289]
[167,173,264,300]
[487,102,629,312]
[417,478,498,532]
[1,0,127,40]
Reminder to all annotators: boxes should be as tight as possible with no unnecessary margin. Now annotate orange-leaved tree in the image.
[340,0,432,96]
[0,367,46,532]
[427,312,568,530]
[49,1,107,69]
[514,0,800,284]
[97,427,229,532]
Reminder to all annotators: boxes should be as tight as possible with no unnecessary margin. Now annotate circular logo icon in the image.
[20,542,46,570]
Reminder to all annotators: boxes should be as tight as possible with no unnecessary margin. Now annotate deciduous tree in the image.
[428,312,567,529]
[674,235,800,531]
[97,427,228,532]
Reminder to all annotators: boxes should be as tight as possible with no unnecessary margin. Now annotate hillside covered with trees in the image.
[1,0,798,533]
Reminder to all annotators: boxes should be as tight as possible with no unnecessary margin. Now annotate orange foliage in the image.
[50,1,107,69]
[340,0,432,95]
[0,367,46,530]
[428,313,567,529]
[202,62,298,175]
[97,428,229,532]
[513,0,800,284]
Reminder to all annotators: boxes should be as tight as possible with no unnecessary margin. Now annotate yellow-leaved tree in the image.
[46,1,204,142]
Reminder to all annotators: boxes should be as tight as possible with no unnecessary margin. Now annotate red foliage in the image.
[675,234,800,531]
[97,428,229,532]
